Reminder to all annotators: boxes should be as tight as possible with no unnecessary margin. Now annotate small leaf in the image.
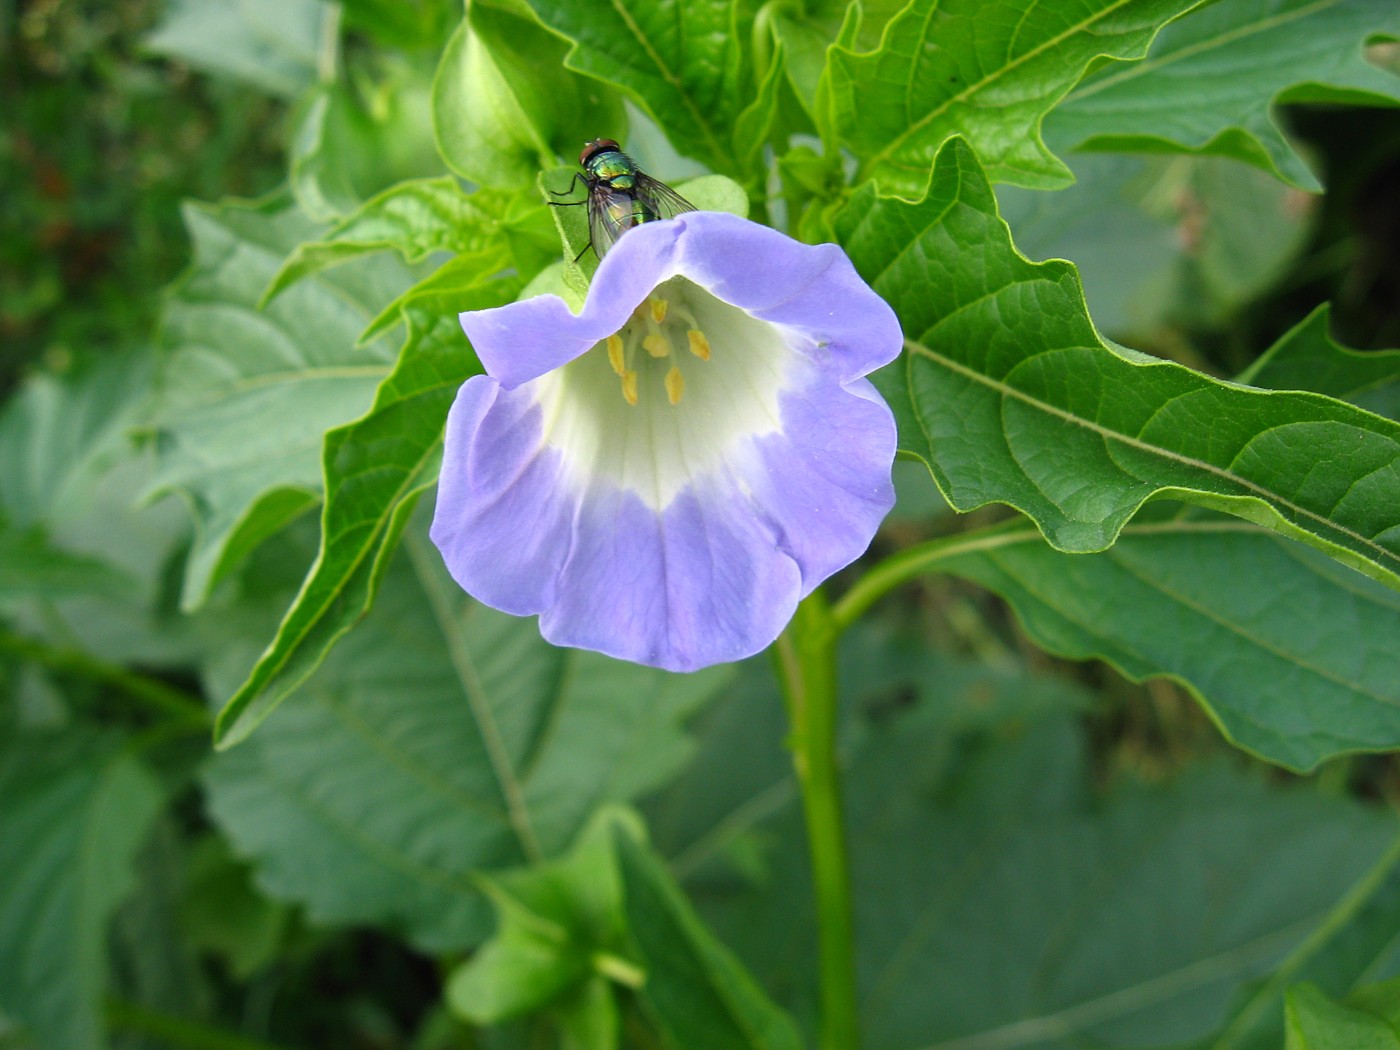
[836,139,1400,591]
[0,731,164,1050]
[827,0,1207,196]
[1046,0,1400,190]
[446,810,631,1025]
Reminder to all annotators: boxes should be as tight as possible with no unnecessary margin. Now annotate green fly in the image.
[550,138,695,260]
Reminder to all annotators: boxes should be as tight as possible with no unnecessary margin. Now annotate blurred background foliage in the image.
[3,1,1400,1048]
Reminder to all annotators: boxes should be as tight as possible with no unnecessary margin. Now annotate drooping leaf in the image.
[1239,306,1400,422]
[0,730,164,1050]
[1045,0,1400,190]
[147,194,413,610]
[826,0,1207,196]
[936,513,1400,771]
[517,0,756,178]
[835,138,1400,591]
[143,0,331,99]
[431,0,626,189]
[215,278,519,750]
[204,548,729,949]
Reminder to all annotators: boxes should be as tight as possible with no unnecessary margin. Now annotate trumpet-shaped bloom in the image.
[431,211,901,672]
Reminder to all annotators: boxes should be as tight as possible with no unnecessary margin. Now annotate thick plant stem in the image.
[774,590,860,1050]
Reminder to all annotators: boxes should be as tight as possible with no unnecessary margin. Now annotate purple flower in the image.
[430,211,901,672]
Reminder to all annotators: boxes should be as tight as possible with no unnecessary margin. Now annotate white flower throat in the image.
[535,276,793,509]
[602,277,712,407]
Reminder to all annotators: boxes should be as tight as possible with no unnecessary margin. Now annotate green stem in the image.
[774,590,859,1050]
[105,998,292,1050]
[830,521,1037,636]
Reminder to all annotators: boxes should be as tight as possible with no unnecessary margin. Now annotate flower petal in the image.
[429,377,578,614]
[537,481,803,671]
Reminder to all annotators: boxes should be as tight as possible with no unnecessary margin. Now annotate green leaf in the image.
[446,810,632,1027]
[937,514,1400,771]
[214,278,519,750]
[657,677,1400,1049]
[262,177,512,305]
[1239,306,1400,422]
[1285,983,1400,1050]
[142,0,332,99]
[612,821,804,1050]
[0,730,164,1050]
[1046,0,1400,191]
[827,0,1207,196]
[204,548,729,949]
[835,139,1400,591]
[518,0,755,177]
[148,195,412,611]
[0,529,131,601]
[0,352,195,665]
[431,0,626,189]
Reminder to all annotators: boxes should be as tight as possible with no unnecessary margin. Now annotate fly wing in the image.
[634,173,697,220]
[587,184,631,259]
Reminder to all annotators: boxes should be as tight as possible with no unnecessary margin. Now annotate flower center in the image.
[597,277,713,407]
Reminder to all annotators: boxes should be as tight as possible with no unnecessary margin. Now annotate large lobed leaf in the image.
[204,548,730,951]
[938,514,1400,771]
[1046,0,1400,190]
[650,667,1400,1049]
[826,0,1207,196]
[835,138,1400,592]
[148,195,412,610]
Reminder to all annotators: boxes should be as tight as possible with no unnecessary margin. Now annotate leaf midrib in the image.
[904,337,1400,575]
[858,0,1141,173]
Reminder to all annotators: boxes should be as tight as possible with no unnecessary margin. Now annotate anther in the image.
[621,370,639,406]
[665,364,685,405]
[606,334,625,376]
[643,333,671,358]
[687,329,711,360]
[649,296,668,324]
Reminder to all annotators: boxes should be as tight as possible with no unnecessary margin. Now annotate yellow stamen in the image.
[649,296,668,324]
[621,370,639,406]
[606,333,625,376]
[643,333,671,358]
[687,328,711,360]
[665,364,685,405]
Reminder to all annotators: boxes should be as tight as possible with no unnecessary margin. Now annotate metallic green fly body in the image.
[550,138,696,260]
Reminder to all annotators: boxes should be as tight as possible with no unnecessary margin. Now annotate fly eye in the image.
[580,138,620,165]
